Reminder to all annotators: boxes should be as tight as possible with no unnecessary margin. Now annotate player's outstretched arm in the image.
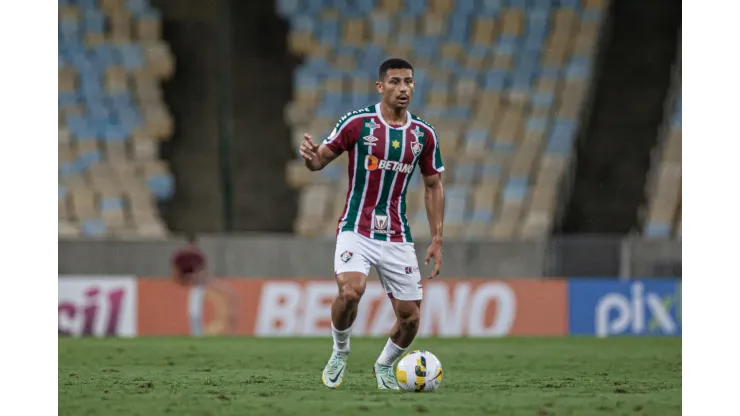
[423,173,445,279]
[300,133,339,171]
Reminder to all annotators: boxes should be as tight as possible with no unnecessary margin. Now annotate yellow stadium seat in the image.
[59,221,81,238]
[70,188,97,221]
[288,31,314,56]
[137,16,162,41]
[58,68,77,92]
[421,13,446,37]
[471,18,496,46]
[429,0,454,15]
[501,9,524,36]
[585,0,608,9]
[379,0,402,13]
[343,18,366,46]
[439,42,463,60]
[59,198,69,220]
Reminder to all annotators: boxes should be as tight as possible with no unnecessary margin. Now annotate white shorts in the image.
[334,231,423,301]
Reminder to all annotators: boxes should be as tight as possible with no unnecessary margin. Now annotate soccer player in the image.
[299,58,445,390]
[171,233,236,335]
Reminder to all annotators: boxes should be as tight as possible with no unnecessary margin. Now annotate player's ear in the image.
[375,80,383,94]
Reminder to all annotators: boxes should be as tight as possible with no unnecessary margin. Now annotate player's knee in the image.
[398,309,420,332]
[338,285,364,305]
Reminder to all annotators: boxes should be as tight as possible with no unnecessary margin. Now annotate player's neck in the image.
[380,102,407,127]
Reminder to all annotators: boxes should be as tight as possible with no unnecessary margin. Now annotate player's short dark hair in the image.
[379,58,413,81]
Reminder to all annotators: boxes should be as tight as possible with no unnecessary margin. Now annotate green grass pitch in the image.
[59,337,681,415]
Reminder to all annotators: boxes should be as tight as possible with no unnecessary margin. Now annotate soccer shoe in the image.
[373,363,400,390]
[322,351,348,389]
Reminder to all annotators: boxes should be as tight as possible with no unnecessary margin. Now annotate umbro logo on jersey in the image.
[365,155,413,174]
[363,135,378,146]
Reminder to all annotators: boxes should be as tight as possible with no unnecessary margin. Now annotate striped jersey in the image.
[323,103,445,243]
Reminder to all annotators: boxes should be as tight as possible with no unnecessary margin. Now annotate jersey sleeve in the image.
[419,127,445,176]
[322,117,359,155]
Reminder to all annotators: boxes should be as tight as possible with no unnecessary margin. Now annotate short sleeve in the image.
[323,117,359,155]
[419,127,445,176]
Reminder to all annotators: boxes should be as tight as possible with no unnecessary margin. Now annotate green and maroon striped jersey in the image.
[323,103,445,243]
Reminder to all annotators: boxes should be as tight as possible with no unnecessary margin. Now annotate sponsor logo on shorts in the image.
[405,266,419,275]
[365,155,413,174]
[340,251,353,263]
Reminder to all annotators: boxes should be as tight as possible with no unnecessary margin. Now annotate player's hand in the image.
[300,134,319,162]
[424,240,443,279]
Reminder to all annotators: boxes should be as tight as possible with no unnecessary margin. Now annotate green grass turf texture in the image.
[59,337,680,415]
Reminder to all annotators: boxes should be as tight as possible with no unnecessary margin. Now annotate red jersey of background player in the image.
[171,233,207,286]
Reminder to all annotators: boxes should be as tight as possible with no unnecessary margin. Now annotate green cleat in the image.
[322,351,348,389]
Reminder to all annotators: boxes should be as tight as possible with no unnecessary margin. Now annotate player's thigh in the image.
[334,232,372,295]
[377,242,423,302]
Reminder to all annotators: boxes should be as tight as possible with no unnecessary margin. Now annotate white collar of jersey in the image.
[374,103,412,130]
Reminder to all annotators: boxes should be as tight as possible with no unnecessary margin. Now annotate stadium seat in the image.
[281,0,608,239]
[58,0,173,238]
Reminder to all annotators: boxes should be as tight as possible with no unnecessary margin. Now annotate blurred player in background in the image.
[299,58,445,390]
[171,233,237,335]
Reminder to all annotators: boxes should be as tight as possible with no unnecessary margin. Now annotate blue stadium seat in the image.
[318,18,340,45]
[582,8,604,22]
[483,70,509,91]
[503,177,528,201]
[470,210,494,223]
[147,174,175,201]
[448,15,470,43]
[479,161,502,181]
[454,163,477,184]
[479,0,504,17]
[84,9,106,33]
[565,57,592,80]
[82,220,108,237]
[100,197,124,212]
[119,44,144,71]
[559,0,582,10]
[492,141,515,153]
[276,0,301,18]
[401,0,427,17]
[76,150,102,172]
[496,35,519,56]
[644,222,671,238]
[321,162,342,183]
[526,117,549,132]
[532,92,555,108]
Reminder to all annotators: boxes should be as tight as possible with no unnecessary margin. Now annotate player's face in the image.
[376,68,414,109]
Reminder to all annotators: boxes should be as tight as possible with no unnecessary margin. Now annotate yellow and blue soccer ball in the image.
[395,350,443,392]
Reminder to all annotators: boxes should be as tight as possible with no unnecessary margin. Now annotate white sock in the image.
[376,338,407,366]
[332,323,351,355]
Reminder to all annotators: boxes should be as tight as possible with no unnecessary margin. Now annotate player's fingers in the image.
[424,251,431,265]
[299,148,314,160]
[304,135,319,150]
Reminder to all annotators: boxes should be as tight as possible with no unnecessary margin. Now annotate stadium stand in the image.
[58,0,175,238]
[642,45,681,239]
[281,0,608,239]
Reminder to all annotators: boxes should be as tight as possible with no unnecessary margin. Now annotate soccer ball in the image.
[395,350,443,392]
